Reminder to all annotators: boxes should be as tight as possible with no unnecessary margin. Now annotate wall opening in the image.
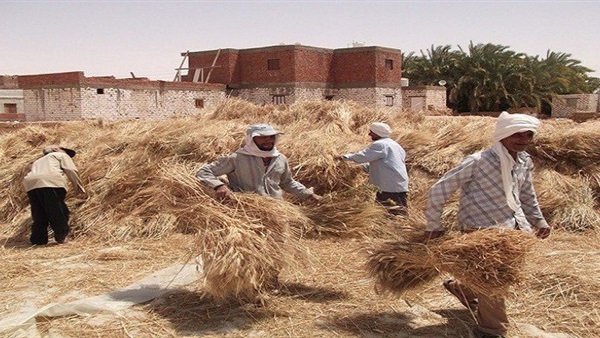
[97,88,105,94]
[195,99,205,108]
[267,59,281,70]
[3,103,17,114]
[385,59,394,70]
[385,95,394,106]
[272,95,286,104]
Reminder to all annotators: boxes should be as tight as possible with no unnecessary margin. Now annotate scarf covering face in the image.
[491,112,540,212]
[370,122,392,138]
[236,123,282,158]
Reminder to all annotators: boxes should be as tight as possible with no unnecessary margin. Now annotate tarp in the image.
[0,260,203,338]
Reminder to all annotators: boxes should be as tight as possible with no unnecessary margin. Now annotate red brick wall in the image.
[0,76,19,89]
[333,49,376,85]
[18,72,84,88]
[184,49,239,84]
[293,48,334,83]
[238,47,295,84]
[333,47,402,86]
[374,50,402,84]
[184,45,403,88]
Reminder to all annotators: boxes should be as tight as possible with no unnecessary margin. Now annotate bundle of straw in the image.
[366,228,537,297]
[194,193,306,303]
[302,189,392,238]
[434,228,537,296]
[366,240,440,295]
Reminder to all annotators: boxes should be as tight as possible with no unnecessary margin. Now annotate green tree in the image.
[402,42,600,113]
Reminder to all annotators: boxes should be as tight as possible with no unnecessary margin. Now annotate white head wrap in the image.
[491,111,540,213]
[236,123,282,158]
[369,122,392,138]
[492,111,540,142]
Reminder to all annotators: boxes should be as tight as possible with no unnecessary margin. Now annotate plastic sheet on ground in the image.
[0,260,203,338]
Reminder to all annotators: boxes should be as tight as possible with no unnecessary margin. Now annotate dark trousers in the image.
[376,191,408,215]
[27,187,70,245]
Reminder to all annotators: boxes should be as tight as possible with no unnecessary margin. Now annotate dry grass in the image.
[1,100,600,337]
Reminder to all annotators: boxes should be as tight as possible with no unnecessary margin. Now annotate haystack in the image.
[535,169,600,231]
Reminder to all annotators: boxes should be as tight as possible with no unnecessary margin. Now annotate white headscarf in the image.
[236,123,282,158]
[491,112,540,212]
[370,122,392,138]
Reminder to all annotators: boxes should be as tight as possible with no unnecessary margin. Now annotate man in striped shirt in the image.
[197,123,321,202]
[424,112,550,338]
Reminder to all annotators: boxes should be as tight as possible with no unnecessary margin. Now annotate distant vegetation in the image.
[402,42,600,114]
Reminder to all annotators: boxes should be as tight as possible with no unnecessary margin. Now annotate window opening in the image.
[268,59,281,70]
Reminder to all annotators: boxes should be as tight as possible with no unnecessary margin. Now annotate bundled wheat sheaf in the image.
[367,228,537,297]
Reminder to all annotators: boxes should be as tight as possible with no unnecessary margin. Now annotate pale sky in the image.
[2,0,599,81]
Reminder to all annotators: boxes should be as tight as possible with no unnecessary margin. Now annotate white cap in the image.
[369,122,392,138]
[246,124,283,137]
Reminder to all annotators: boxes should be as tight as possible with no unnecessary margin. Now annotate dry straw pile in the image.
[1,99,600,335]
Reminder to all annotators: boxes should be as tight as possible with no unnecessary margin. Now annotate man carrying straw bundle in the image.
[336,122,409,215]
[23,145,86,245]
[197,123,321,202]
[425,112,551,338]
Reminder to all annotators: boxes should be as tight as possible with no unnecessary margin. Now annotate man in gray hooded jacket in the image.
[197,123,321,202]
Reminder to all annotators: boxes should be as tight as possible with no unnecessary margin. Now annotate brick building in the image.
[0,75,25,122]
[552,93,600,119]
[1,72,225,121]
[180,44,407,111]
[401,85,448,113]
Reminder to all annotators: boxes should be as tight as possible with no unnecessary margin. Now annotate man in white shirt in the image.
[337,122,409,215]
[23,145,86,245]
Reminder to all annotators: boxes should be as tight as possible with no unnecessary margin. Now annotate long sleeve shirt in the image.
[343,137,409,193]
[425,147,549,232]
[196,151,313,200]
[23,152,85,193]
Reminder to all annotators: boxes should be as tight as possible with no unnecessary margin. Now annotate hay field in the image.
[1,99,599,338]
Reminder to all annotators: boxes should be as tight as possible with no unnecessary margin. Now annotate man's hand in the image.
[425,230,445,241]
[215,185,233,200]
[309,193,322,203]
[535,227,551,239]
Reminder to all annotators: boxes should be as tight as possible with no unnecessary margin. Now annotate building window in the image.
[195,99,204,108]
[385,59,394,70]
[4,103,17,114]
[325,95,334,101]
[566,98,578,108]
[272,95,286,105]
[385,95,394,106]
[268,59,281,70]
[97,88,105,94]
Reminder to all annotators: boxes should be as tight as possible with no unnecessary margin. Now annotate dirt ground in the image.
[1,229,591,338]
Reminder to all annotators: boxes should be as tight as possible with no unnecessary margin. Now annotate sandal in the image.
[443,279,478,311]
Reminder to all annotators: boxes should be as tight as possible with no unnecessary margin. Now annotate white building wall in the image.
[24,88,82,121]
[231,86,402,112]
[79,87,226,120]
[0,89,25,113]
[23,86,225,121]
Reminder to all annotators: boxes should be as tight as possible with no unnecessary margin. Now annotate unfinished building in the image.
[179,44,406,111]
